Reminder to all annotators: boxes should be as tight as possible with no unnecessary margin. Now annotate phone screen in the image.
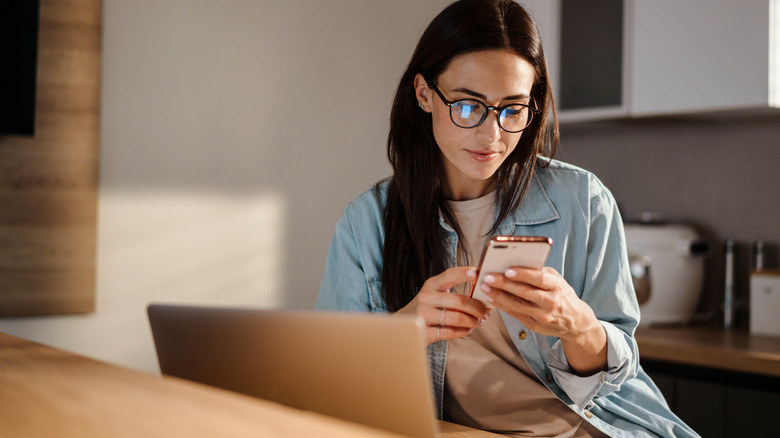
[468,236,552,307]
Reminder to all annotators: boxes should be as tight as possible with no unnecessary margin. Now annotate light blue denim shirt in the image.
[316,158,699,438]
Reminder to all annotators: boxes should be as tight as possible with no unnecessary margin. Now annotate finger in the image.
[481,286,546,328]
[482,285,531,311]
[437,292,491,321]
[482,273,546,306]
[503,266,560,290]
[422,301,488,329]
[440,306,487,328]
[424,266,477,293]
[426,325,473,344]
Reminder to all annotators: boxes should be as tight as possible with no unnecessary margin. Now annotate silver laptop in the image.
[147,304,439,438]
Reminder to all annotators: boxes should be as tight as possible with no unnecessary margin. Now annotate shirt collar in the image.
[439,170,560,234]
[497,171,560,234]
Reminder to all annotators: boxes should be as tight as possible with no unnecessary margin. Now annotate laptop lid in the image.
[147,304,439,438]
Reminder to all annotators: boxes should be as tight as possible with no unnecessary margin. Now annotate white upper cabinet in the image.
[520,0,780,122]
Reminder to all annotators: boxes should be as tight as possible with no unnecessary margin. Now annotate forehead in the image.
[438,50,535,98]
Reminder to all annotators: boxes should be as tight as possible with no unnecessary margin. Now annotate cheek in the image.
[431,108,453,134]
[431,112,464,150]
[502,132,522,154]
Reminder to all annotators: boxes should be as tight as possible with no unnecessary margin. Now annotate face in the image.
[415,50,535,201]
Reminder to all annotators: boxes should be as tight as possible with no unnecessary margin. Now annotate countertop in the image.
[635,325,780,377]
[6,327,776,437]
[0,332,497,438]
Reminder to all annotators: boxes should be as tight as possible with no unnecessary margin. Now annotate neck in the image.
[444,177,496,201]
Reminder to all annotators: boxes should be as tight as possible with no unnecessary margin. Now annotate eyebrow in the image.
[452,88,531,101]
[451,87,530,102]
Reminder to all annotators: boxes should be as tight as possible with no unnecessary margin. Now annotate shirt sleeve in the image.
[547,321,637,409]
[315,206,374,312]
[547,178,641,410]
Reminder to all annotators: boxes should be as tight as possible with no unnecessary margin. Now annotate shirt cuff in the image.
[546,321,636,409]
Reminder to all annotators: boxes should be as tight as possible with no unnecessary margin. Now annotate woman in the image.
[317,1,698,437]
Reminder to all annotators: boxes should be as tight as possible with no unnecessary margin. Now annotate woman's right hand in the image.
[396,266,492,344]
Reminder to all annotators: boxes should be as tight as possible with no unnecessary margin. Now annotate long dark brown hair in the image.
[382,0,559,311]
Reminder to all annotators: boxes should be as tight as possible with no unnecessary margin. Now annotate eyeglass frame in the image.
[422,74,540,133]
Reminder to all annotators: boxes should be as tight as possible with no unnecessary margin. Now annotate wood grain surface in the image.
[0,332,499,438]
[636,325,780,377]
[0,0,101,315]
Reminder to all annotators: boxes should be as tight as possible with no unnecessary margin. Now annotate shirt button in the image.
[518,330,527,340]
[546,373,553,383]
[584,411,593,419]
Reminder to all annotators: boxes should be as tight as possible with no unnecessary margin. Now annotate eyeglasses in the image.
[423,75,539,133]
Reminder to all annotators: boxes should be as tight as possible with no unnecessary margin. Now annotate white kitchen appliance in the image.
[750,271,780,337]
[624,222,709,326]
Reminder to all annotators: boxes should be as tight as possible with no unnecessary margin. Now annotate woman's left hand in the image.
[480,266,607,375]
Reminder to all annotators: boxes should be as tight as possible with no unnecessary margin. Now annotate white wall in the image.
[0,0,450,373]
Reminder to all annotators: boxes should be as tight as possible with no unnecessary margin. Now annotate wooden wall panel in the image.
[0,0,102,316]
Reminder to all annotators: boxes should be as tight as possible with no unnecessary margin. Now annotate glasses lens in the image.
[450,100,485,128]
[499,105,533,132]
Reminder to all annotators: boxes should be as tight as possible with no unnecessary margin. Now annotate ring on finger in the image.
[439,308,446,326]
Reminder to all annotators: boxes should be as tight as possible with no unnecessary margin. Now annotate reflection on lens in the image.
[449,99,535,132]
[499,106,529,131]
[453,101,483,127]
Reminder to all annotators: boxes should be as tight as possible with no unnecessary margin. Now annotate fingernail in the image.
[484,309,491,319]
[505,269,516,278]
[481,283,491,292]
[467,268,476,278]
[484,274,496,284]
[479,318,486,326]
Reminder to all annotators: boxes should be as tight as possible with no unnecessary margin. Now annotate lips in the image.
[468,150,500,162]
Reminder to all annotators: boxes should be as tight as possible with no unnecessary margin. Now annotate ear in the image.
[413,73,432,112]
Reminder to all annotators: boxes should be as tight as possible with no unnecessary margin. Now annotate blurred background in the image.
[0,0,778,378]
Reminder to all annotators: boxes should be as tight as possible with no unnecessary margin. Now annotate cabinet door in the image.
[628,0,771,116]
[521,0,628,122]
[676,377,726,438]
[559,0,623,111]
[519,0,561,107]
[726,386,780,437]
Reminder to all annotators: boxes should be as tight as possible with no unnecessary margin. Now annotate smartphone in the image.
[468,236,553,307]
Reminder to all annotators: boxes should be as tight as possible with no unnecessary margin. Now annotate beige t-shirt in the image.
[445,193,607,438]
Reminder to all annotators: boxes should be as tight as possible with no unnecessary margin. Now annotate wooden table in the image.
[0,333,497,438]
[636,325,780,377]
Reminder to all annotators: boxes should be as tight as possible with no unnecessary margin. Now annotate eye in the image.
[452,100,483,121]
[501,105,527,120]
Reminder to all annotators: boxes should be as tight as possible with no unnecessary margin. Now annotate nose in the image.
[476,109,502,143]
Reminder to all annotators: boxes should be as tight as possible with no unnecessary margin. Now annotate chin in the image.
[473,164,502,180]
[467,171,499,185]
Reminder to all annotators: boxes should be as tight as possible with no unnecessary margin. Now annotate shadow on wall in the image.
[0,0,447,373]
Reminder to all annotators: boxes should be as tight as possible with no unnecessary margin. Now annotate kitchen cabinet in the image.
[645,364,780,438]
[520,0,779,122]
[636,326,780,437]
[725,385,780,437]
[675,377,727,438]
